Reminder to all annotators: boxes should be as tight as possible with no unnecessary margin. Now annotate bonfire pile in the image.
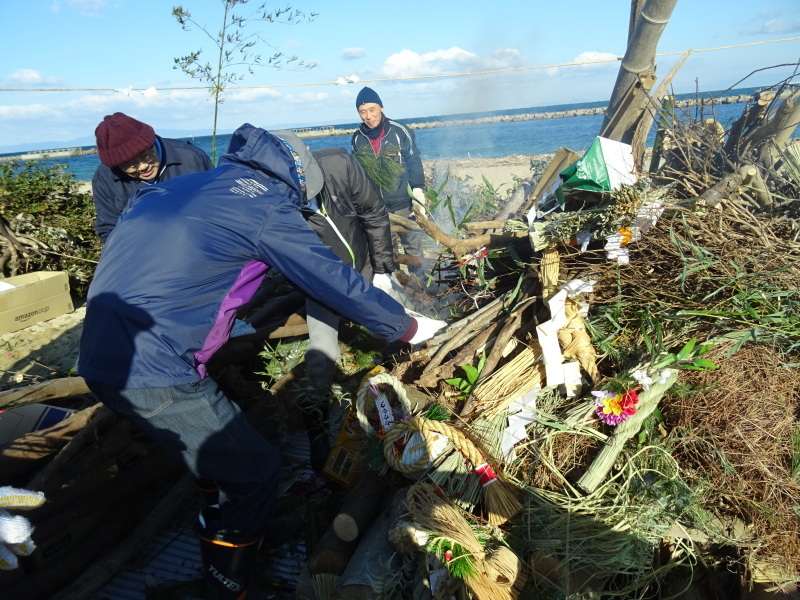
[335,83,800,600]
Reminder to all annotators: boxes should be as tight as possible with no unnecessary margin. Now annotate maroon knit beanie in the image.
[94,112,156,167]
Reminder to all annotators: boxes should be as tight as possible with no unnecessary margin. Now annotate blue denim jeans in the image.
[85,377,281,538]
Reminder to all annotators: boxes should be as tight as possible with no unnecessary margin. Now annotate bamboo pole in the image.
[601,0,679,142]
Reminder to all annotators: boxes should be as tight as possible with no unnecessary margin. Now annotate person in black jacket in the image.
[91,112,213,243]
[264,132,402,472]
[351,87,428,277]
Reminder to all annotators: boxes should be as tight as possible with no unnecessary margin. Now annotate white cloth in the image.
[372,272,393,294]
[411,188,428,218]
[408,315,447,345]
[0,487,45,570]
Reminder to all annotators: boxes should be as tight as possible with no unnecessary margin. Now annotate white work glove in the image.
[372,272,394,294]
[408,315,447,345]
[0,486,46,570]
[411,188,428,218]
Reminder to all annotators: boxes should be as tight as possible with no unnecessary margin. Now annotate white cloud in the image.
[546,51,618,76]
[341,47,366,60]
[2,69,65,87]
[571,51,620,67]
[380,47,523,78]
[743,18,800,35]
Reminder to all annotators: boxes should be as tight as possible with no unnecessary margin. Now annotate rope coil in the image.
[355,371,412,436]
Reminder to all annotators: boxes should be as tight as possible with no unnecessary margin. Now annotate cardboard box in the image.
[0,271,73,334]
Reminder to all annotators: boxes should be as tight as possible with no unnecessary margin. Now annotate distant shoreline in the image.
[294,92,760,139]
[2,92,766,159]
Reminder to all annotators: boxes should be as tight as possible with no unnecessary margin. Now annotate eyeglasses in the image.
[119,147,158,174]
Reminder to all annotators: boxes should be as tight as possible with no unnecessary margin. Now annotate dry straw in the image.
[471,340,546,418]
[309,573,339,600]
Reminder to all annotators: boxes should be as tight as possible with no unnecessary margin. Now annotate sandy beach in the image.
[424,154,542,192]
[76,154,545,197]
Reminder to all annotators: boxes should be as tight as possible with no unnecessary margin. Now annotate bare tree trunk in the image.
[601,0,679,142]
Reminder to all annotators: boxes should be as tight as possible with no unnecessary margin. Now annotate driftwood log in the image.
[0,402,103,482]
[309,521,360,576]
[333,472,390,543]
[0,376,91,411]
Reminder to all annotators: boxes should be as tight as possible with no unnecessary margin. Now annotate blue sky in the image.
[1,0,798,151]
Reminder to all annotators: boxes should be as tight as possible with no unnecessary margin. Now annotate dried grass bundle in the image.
[309,573,339,599]
[384,417,522,525]
[472,342,545,418]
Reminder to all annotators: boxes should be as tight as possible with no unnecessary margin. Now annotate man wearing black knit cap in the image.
[91,112,213,243]
[351,87,429,279]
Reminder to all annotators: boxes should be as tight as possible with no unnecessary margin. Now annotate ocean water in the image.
[17,96,756,182]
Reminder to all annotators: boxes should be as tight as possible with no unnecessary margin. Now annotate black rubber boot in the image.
[197,529,262,600]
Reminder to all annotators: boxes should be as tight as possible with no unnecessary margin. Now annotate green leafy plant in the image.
[791,427,800,482]
[256,338,308,386]
[353,144,404,193]
[172,1,317,161]
[426,537,477,581]
[0,160,101,293]
[445,352,486,400]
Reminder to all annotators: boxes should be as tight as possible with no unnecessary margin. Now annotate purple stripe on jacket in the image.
[195,260,269,378]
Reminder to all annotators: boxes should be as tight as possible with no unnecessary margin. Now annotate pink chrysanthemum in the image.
[593,390,640,426]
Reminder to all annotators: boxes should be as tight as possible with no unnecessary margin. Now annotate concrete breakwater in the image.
[295,93,757,139]
[0,146,96,163]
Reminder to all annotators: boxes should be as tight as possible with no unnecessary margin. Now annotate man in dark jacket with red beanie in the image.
[91,112,213,243]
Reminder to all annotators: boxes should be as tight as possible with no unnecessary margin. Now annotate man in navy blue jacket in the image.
[91,112,213,243]
[78,124,444,599]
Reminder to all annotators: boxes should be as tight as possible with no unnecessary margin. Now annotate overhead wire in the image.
[0,36,798,94]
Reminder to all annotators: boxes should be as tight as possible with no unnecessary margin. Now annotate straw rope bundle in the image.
[406,483,527,600]
[557,299,600,383]
[539,245,560,300]
[472,341,546,418]
[384,417,521,526]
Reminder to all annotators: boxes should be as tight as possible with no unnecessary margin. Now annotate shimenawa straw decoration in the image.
[406,483,527,600]
[385,416,522,526]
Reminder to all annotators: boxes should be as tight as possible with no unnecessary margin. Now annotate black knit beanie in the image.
[355,87,383,109]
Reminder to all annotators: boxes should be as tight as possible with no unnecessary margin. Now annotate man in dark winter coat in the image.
[78,124,444,600]
[351,87,428,273]
[263,131,400,472]
[91,112,213,243]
